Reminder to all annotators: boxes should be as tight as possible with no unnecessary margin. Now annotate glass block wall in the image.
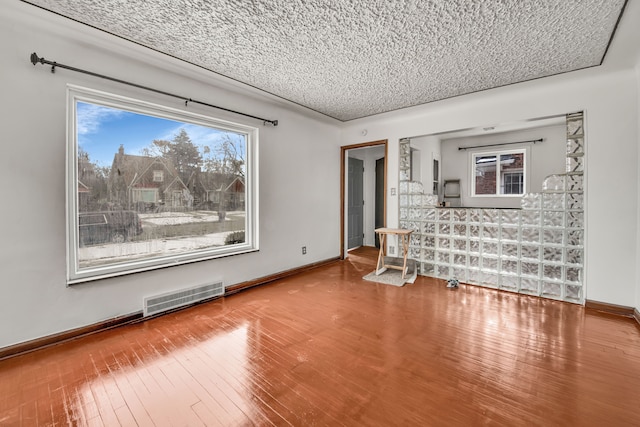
[398,112,585,303]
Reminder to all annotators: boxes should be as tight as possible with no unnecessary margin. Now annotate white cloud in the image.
[77,103,124,135]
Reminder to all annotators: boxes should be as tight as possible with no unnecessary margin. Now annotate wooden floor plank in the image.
[1,247,640,425]
[109,370,155,426]
[89,380,121,427]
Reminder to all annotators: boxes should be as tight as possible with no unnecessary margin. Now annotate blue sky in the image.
[77,101,244,167]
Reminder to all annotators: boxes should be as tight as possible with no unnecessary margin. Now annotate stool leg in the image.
[401,235,408,279]
[376,234,386,275]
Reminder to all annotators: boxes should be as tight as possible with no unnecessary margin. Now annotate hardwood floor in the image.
[1,246,639,426]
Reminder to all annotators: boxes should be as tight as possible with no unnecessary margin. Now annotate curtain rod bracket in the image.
[29,52,279,126]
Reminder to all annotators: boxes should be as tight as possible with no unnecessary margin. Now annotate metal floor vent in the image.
[143,281,224,317]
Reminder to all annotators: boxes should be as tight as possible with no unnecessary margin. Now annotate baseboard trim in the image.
[0,312,143,361]
[634,309,640,327]
[585,300,635,318]
[224,256,341,296]
[0,256,341,361]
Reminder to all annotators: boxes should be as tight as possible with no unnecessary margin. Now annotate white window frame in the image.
[152,170,164,182]
[66,85,259,284]
[470,148,527,197]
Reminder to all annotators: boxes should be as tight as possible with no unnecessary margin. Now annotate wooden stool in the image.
[374,228,413,279]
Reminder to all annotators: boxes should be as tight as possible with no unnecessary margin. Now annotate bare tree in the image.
[203,133,245,177]
[78,147,110,210]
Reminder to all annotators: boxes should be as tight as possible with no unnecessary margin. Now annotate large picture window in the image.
[67,86,258,284]
[471,149,526,197]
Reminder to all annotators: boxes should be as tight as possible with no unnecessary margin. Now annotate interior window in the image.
[472,149,525,196]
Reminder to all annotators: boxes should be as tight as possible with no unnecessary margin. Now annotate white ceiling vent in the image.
[143,281,223,317]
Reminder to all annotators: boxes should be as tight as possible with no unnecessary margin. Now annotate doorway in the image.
[347,157,364,250]
[340,140,388,259]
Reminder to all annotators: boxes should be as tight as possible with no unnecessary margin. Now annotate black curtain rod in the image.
[458,138,543,151]
[29,52,278,126]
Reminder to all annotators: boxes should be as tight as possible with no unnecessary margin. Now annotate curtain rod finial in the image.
[30,52,41,66]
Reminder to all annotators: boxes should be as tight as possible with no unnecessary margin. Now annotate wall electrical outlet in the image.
[302,246,307,255]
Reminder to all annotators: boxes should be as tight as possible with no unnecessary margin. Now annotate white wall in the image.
[439,124,565,208]
[636,61,640,314]
[341,67,639,307]
[0,3,342,348]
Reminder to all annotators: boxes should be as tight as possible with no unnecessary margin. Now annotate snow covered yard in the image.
[139,210,243,226]
[78,210,245,268]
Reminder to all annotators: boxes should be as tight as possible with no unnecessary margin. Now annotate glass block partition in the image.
[398,112,585,303]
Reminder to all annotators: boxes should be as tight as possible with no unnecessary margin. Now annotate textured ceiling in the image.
[24,0,627,121]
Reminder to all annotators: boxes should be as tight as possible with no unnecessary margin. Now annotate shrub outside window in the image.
[471,149,526,197]
[67,85,259,284]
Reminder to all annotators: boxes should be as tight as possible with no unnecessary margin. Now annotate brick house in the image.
[108,145,192,212]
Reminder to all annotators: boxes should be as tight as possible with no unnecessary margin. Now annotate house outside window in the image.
[67,85,258,284]
[471,149,526,196]
[502,171,524,194]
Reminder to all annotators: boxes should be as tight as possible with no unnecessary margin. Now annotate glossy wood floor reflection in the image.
[2,247,640,426]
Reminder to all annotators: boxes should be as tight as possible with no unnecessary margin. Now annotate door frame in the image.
[340,139,388,259]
